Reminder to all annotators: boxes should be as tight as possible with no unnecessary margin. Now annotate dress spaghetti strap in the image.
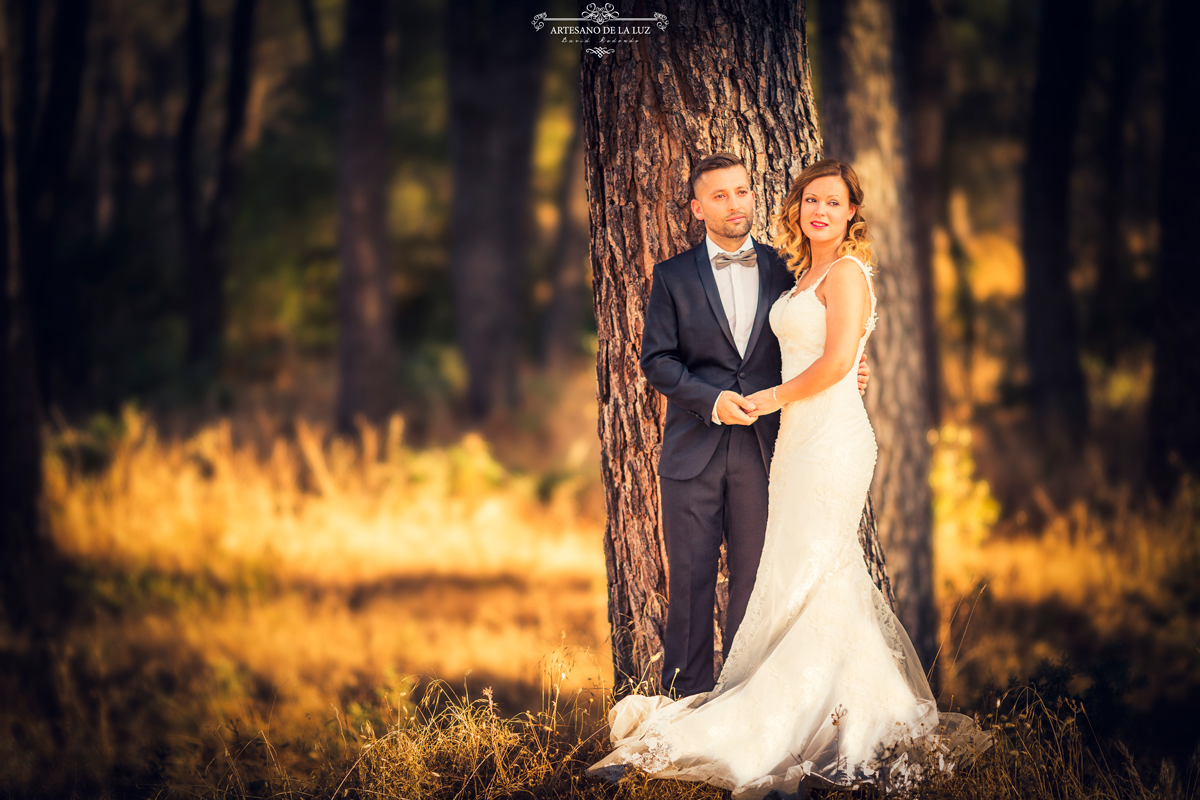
[824,254,876,336]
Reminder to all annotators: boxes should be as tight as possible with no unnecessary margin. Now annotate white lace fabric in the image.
[590,256,989,798]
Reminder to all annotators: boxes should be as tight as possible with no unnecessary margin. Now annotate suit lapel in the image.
[740,241,775,363]
[695,245,738,353]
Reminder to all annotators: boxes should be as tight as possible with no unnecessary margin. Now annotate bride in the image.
[589,159,987,798]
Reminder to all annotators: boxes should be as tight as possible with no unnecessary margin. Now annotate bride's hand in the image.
[746,387,782,417]
[857,354,870,396]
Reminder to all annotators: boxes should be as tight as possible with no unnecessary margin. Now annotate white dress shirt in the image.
[706,234,760,424]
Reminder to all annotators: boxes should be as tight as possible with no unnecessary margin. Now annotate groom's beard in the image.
[709,213,752,241]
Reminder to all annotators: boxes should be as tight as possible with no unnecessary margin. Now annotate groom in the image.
[640,153,868,697]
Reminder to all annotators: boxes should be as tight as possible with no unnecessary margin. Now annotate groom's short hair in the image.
[689,153,747,198]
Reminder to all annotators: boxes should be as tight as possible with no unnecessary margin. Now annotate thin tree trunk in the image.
[1021,0,1093,443]
[897,0,944,424]
[1090,0,1137,365]
[819,0,938,669]
[1147,0,1200,496]
[20,0,90,405]
[448,0,545,418]
[15,0,36,169]
[295,0,324,64]
[184,0,257,373]
[335,0,396,432]
[539,93,588,367]
[582,0,828,689]
[0,0,46,630]
[176,0,206,366]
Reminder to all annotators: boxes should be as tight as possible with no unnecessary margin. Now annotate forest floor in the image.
[1,363,1198,798]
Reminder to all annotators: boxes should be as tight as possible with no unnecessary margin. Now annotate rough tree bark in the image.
[178,0,259,375]
[581,0,892,690]
[335,0,396,432]
[448,0,545,418]
[1147,0,1200,496]
[818,0,938,669]
[1021,0,1093,443]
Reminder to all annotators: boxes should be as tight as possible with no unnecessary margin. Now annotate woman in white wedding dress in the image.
[589,160,987,798]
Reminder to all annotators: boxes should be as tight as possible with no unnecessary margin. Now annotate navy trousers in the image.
[659,424,769,697]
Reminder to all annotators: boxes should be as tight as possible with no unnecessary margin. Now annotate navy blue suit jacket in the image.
[640,240,795,480]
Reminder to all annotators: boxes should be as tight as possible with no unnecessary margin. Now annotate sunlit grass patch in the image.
[44,407,604,586]
[931,423,1200,728]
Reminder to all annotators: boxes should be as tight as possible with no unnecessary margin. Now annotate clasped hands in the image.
[715,355,870,426]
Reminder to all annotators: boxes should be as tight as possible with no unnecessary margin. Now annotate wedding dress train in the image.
[590,256,987,798]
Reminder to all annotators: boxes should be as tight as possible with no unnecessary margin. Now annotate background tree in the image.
[1020,0,1094,444]
[818,0,938,668]
[176,0,259,377]
[295,0,325,64]
[335,0,396,431]
[447,0,546,419]
[1087,0,1141,366]
[539,65,589,368]
[897,0,945,423]
[19,0,91,407]
[0,0,47,630]
[1147,0,1200,496]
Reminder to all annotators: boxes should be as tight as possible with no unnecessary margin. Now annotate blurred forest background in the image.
[0,0,1198,796]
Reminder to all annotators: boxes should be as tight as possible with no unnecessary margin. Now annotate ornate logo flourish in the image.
[581,4,620,24]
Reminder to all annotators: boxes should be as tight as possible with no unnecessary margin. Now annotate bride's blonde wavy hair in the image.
[772,159,872,279]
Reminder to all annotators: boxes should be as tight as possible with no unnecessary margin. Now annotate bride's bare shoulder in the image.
[821,257,870,296]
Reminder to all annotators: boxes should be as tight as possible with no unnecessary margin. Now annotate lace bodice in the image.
[767,254,877,443]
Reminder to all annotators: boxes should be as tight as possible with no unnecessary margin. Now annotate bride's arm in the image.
[746,259,869,415]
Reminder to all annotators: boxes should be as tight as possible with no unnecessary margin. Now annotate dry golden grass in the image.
[46,407,603,586]
[930,423,1200,722]
[2,387,613,795]
[3,367,1198,797]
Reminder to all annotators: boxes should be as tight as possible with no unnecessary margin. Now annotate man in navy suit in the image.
[640,153,867,696]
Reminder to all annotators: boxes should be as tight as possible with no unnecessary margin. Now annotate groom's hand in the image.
[857,354,870,396]
[715,391,757,425]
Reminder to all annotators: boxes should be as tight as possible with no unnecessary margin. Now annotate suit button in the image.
[739,371,745,378]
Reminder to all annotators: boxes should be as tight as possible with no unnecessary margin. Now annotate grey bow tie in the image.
[713,248,758,269]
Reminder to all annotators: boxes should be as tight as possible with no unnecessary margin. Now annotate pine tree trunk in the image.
[295,0,324,64]
[184,0,258,374]
[818,0,938,669]
[0,5,47,630]
[1148,0,1200,496]
[1089,1,1137,365]
[539,93,588,367]
[448,0,546,418]
[336,0,396,432]
[582,0,898,690]
[20,0,91,405]
[1021,0,1093,443]
[897,0,944,424]
[176,0,207,372]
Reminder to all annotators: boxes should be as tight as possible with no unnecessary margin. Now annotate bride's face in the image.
[799,175,857,246]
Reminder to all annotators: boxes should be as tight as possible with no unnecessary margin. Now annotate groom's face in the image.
[690,166,755,242]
